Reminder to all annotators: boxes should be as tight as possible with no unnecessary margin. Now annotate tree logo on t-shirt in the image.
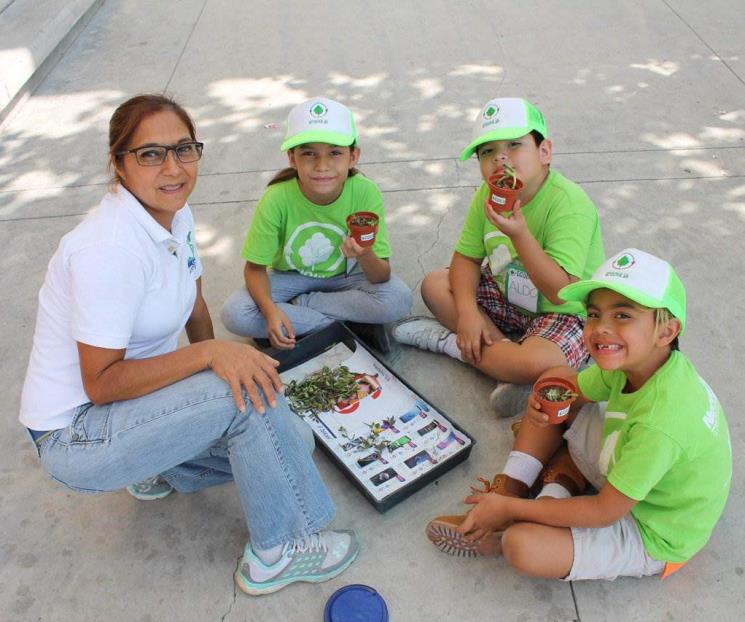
[612,253,635,271]
[284,222,345,277]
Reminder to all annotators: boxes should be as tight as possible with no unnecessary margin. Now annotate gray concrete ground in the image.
[1,1,744,620]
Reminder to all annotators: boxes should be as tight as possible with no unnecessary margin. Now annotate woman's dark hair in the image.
[108,94,196,184]
[268,142,360,187]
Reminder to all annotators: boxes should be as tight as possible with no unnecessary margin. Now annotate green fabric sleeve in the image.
[454,185,488,259]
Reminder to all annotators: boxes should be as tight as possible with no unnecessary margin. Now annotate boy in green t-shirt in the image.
[425,248,731,581]
[393,97,604,411]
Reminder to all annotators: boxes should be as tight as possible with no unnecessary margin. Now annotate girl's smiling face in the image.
[584,288,680,391]
[288,142,360,205]
[116,110,198,229]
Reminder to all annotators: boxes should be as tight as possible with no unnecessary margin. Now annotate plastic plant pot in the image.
[346,211,379,247]
[486,170,524,214]
[532,376,579,425]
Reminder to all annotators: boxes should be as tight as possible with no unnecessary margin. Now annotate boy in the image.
[394,98,604,409]
[426,249,731,581]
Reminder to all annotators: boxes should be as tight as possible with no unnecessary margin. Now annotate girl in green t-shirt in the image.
[424,248,731,581]
[221,97,411,351]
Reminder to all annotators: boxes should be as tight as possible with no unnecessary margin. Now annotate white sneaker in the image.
[235,530,359,596]
[489,383,532,418]
[392,316,452,353]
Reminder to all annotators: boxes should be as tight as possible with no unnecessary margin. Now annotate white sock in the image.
[442,333,463,361]
[502,450,544,487]
[253,542,283,565]
[537,482,572,499]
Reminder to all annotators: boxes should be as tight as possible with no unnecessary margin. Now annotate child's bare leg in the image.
[501,523,574,579]
[474,335,567,384]
[513,416,565,465]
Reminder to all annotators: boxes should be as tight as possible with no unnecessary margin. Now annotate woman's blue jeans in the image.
[36,370,335,549]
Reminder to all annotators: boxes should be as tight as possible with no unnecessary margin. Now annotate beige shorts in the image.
[561,404,665,581]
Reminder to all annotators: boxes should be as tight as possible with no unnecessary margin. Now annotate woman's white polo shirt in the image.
[20,186,202,430]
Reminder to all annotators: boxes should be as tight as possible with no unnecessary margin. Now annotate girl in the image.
[221,97,411,350]
[19,94,358,596]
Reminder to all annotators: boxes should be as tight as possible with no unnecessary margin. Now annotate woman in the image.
[18,94,358,596]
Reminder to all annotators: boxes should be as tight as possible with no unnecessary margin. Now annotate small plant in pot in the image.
[486,164,524,214]
[532,376,579,424]
[346,211,379,247]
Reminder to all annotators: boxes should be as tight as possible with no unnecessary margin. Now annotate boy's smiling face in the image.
[584,288,680,391]
[476,133,551,197]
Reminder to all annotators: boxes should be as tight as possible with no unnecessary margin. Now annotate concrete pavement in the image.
[1,1,744,620]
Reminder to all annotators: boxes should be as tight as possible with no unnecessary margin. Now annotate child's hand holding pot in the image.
[484,199,528,239]
[524,392,551,428]
[341,235,372,259]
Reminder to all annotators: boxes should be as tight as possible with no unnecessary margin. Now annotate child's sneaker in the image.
[426,474,529,557]
[392,316,451,353]
[540,446,587,497]
[126,476,173,500]
[234,530,359,596]
[425,516,503,558]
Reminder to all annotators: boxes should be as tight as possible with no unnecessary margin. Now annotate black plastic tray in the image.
[268,322,475,512]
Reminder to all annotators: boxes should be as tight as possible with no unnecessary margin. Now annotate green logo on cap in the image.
[612,253,635,270]
[483,105,499,120]
[310,102,328,117]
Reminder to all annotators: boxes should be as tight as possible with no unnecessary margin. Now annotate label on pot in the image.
[557,406,570,418]
[360,233,375,242]
[490,193,507,206]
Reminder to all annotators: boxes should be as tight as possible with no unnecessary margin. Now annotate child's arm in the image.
[341,237,391,283]
[449,252,499,364]
[244,262,296,349]
[185,278,215,343]
[485,201,576,304]
[457,481,637,536]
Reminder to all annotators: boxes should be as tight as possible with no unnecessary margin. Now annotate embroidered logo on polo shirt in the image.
[186,231,197,273]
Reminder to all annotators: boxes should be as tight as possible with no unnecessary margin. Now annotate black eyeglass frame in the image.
[115,141,204,166]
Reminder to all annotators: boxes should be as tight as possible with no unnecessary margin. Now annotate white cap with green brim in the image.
[559,248,687,334]
[280,97,357,151]
[459,97,548,161]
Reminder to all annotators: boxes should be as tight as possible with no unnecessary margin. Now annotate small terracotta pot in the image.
[532,376,579,425]
[486,171,524,213]
[346,211,379,247]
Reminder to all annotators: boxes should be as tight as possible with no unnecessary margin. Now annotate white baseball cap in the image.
[281,97,357,151]
[559,248,687,333]
[460,97,548,161]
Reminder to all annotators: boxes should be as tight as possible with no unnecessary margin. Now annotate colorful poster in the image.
[281,342,472,503]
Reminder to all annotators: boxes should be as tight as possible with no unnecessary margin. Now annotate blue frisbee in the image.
[324,584,389,622]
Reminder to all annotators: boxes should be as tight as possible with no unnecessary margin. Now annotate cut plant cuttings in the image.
[285,365,359,417]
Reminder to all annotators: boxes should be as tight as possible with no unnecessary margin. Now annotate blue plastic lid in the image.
[324,584,389,622]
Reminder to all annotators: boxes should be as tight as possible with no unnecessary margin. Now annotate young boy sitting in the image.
[425,248,732,581]
[394,98,604,412]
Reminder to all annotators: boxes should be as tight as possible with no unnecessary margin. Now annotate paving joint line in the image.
[663,0,745,88]
[163,0,209,93]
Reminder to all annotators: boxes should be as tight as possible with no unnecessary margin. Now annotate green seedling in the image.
[348,215,377,227]
[539,386,579,402]
[493,163,519,189]
[285,365,359,417]
[338,416,396,454]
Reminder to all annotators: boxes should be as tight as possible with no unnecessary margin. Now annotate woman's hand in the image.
[456,307,498,364]
[206,341,283,413]
[266,308,296,349]
[485,199,528,240]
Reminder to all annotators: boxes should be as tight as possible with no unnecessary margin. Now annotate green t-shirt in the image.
[241,175,391,278]
[578,352,732,562]
[454,170,604,315]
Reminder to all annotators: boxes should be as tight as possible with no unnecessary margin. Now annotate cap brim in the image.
[559,280,665,309]
[281,130,356,151]
[459,126,534,160]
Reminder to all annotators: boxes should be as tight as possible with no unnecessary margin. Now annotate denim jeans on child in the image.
[36,370,334,550]
[220,266,412,338]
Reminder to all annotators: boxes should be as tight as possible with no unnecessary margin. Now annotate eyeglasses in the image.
[116,141,204,166]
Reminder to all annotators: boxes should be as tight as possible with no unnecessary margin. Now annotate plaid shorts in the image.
[475,264,589,369]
